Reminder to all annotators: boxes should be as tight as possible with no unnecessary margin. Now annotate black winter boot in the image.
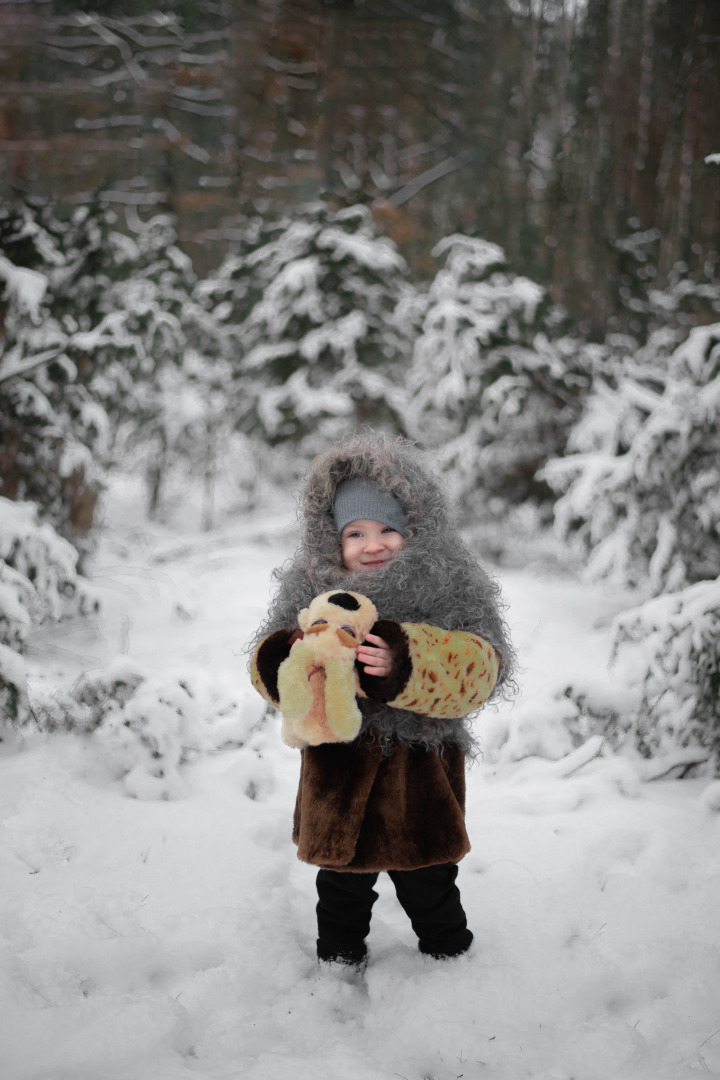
[418,927,474,959]
[316,939,368,969]
[388,863,473,959]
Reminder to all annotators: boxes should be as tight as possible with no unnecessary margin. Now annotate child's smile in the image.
[341,519,405,572]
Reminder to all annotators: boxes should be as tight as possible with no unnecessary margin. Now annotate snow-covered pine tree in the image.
[51,200,238,526]
[543,322,720,593]
[551,323,720,770]
[613,580,720,769]
[562,578,720,774]
[611,222,720,344]
[0,496,97,732]
[199,203,416,468]
[403,235,588,513]
[72,206,204,520]
[0,200,112,556]
[0,196,228,535]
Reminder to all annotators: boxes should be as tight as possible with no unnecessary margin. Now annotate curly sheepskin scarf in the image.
[250,432,515,755]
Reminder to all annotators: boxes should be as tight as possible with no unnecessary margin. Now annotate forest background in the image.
[1,0,720,772]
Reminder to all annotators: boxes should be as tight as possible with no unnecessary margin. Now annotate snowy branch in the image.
[0,347,66,385]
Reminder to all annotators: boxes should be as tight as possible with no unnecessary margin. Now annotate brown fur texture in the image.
[356,619,412,702]
[254,629,302,703]
[292,734,470,871]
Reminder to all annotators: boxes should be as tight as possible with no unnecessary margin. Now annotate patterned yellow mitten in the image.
[354,619,500,719]
[388,624,499,717]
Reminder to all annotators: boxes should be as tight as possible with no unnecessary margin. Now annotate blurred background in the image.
[2,0,720,795]
[2,0,719,530]
[2,0,718,335]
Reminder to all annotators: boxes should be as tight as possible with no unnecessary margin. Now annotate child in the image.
[249,431,513,970]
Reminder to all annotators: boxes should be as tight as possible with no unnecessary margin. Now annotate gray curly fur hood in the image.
[250,431,514,754]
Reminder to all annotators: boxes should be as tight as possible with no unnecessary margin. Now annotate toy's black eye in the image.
[340,625,356,638]
[311,619,328,627]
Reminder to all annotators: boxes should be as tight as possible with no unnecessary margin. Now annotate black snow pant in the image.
[316,863,473,965]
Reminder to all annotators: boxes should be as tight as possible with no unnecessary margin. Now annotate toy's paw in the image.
[322,660,363,741]
[324,701,362,741]
[277,656,314,721]
[281,722,308,749]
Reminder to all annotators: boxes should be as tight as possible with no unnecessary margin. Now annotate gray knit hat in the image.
[332,478,408,536]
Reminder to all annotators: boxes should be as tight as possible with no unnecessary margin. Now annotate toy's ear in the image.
[297,606,311,631]
[356,596,378,637]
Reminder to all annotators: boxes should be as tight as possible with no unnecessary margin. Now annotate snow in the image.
[0,255,48,319]
[3,475,720,1080]
[0,640,27,691]
[0,497,86,625]
[541,323,720,594]
[431,235,506,277]
[317,226,405,273]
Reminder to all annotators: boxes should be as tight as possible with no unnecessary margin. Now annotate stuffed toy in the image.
[277,590,378,748]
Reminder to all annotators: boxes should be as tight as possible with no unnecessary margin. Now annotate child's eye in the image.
[381,527,397,534]
[340,625,357,638]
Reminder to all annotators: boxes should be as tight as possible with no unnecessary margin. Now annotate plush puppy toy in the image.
[277,590,378,748]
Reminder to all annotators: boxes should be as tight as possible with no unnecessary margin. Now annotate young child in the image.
[249,431,513,970]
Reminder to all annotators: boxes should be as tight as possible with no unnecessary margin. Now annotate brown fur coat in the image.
[249,432,514,872]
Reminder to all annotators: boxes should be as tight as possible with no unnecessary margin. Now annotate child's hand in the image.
[357,633,393,678]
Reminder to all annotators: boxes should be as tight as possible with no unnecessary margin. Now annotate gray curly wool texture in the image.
[249,431,515,754]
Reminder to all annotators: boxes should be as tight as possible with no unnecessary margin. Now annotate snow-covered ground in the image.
[3,476,720,1080]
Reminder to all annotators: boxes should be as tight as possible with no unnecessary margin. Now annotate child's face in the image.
[341,519,405,572]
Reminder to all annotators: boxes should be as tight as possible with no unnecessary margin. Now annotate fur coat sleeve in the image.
[250,619,499,722]
[249,628,300,708]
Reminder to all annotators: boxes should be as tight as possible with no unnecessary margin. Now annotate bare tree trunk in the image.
[201,427,216,533]
[146,434,167,521]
